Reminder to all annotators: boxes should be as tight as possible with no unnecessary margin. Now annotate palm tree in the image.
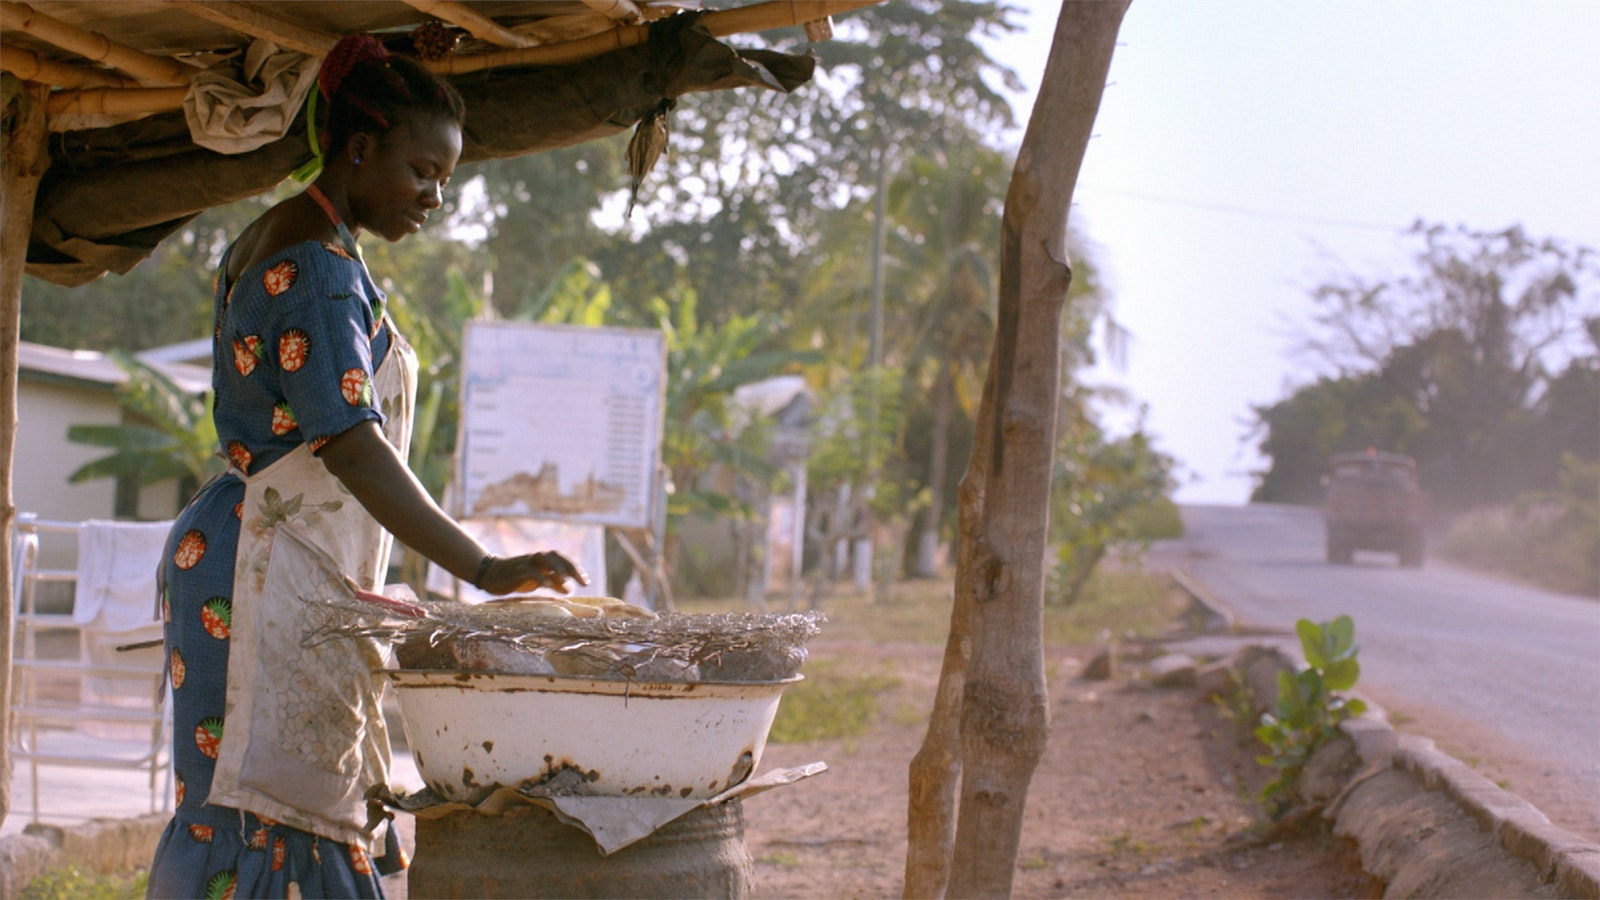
[883,144,1008,577]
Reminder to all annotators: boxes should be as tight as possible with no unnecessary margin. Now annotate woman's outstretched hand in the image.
[478,551,589,596]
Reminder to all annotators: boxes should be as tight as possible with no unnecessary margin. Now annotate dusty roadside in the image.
[743,639,1382,898]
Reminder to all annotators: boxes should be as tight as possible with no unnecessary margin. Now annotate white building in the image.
[16,340,209,527]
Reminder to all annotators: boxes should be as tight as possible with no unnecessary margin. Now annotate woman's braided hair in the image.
[318,34,465,155]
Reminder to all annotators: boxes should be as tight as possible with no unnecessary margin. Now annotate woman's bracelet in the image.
[472,554,498,591]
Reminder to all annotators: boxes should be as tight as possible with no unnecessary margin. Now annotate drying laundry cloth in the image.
[73,519,172,633]
[183,40,319,154]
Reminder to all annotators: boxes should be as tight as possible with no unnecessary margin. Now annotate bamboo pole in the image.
[698,0,873,38]
[399,0,532,49]
[428,0,880,75]
[0,75,52,830]
[46,85,187,119]
[25,0,883,126]
[0,44,139,90]
[0,1,194,85]
[160,1,338,57]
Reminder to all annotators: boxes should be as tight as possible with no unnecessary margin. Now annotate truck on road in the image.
[1324,450,1428,567]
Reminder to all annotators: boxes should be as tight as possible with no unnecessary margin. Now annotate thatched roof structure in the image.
[2,0,875,285]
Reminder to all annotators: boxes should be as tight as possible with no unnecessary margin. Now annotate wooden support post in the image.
[613,526,674,612]
[903,2,1131,897]
[0,74,52,828]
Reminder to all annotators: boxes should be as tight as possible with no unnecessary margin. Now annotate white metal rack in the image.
[9,514,172,822]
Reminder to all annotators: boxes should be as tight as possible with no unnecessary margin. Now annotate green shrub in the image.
[1254,616,1367,817]
[1442,454,1599,596]
[768,660,900,743]
[21,866,147,900]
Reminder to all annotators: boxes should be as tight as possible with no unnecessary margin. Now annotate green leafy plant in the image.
[66,351,222,492]
[21,865,146,900]
[766,660,899,744]
[1254,615,1368,815]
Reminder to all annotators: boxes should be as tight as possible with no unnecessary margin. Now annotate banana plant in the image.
[66,350,223,499]
[651,287,821,525]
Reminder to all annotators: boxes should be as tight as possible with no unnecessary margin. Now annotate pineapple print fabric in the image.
[147,239,401,900]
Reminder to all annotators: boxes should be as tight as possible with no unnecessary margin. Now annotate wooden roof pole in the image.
[0,2,194,85]
[399,0,532,49]
[0,75,52,829]
[46,85,188,120]
[0,44,140,90]
[29,0,881,125]
[160,1,338,57]
[430,0,880,74]
[699,0,873,37]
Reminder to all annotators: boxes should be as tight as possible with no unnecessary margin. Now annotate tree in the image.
[594,1,1021,326]
[1048,404,1177,606]
[1250,373,1428,504]
[800,364,906,602]
[453,143,624,318]
[905,2,1131,896]
[653,286,820,532]
[881,144,1006,579]
[1256,222,1599,510]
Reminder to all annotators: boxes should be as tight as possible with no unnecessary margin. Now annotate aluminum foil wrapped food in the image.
[322,593,823,684]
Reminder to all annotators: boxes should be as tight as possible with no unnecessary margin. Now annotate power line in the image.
[1074,186,1414,234]
[1075,187,1600,245]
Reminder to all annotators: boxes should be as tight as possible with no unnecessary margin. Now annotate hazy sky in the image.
[984,0,1600,503]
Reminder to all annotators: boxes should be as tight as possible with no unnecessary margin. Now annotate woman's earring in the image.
[354,154,363,165]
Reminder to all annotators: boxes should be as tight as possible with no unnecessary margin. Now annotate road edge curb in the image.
[1170,567,1600,898]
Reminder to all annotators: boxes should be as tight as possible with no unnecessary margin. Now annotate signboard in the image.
[457,321,665,529]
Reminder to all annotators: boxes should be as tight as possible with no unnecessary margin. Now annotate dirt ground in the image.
[743,640,1384,899]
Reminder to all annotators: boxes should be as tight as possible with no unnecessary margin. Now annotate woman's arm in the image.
[317,420,586,595]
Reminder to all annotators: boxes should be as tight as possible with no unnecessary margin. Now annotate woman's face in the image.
[347,112,463,242]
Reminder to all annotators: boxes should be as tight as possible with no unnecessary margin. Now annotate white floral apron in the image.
[207,308,417,850]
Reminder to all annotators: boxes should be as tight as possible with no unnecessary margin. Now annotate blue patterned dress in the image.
[147,238,404,899]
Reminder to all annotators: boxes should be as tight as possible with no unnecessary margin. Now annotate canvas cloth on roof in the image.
[183,41,319,155]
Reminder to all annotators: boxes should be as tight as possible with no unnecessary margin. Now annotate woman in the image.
[148,35,584,899]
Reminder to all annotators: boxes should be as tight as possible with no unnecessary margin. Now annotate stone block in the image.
[1148,653,1197,688]
[1555,847,1600,899]
[1194,658,1236,698]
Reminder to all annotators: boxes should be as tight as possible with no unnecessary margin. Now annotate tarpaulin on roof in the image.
[26,16,814,287]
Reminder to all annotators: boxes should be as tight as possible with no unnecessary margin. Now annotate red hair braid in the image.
[319,34,390,102]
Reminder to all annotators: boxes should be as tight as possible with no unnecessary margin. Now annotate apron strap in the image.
[303,184,363,262]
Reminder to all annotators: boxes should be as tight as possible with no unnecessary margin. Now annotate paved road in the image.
[1157,502,1600,841]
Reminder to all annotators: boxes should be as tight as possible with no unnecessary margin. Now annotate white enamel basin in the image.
[387,670,799,801]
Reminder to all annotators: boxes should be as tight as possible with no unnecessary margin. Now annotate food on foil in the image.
[334,594,825,684]
[477,594,658,621]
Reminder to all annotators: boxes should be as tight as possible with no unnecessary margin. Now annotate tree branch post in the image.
[0,74,52,828]
[903,2,1130,896]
